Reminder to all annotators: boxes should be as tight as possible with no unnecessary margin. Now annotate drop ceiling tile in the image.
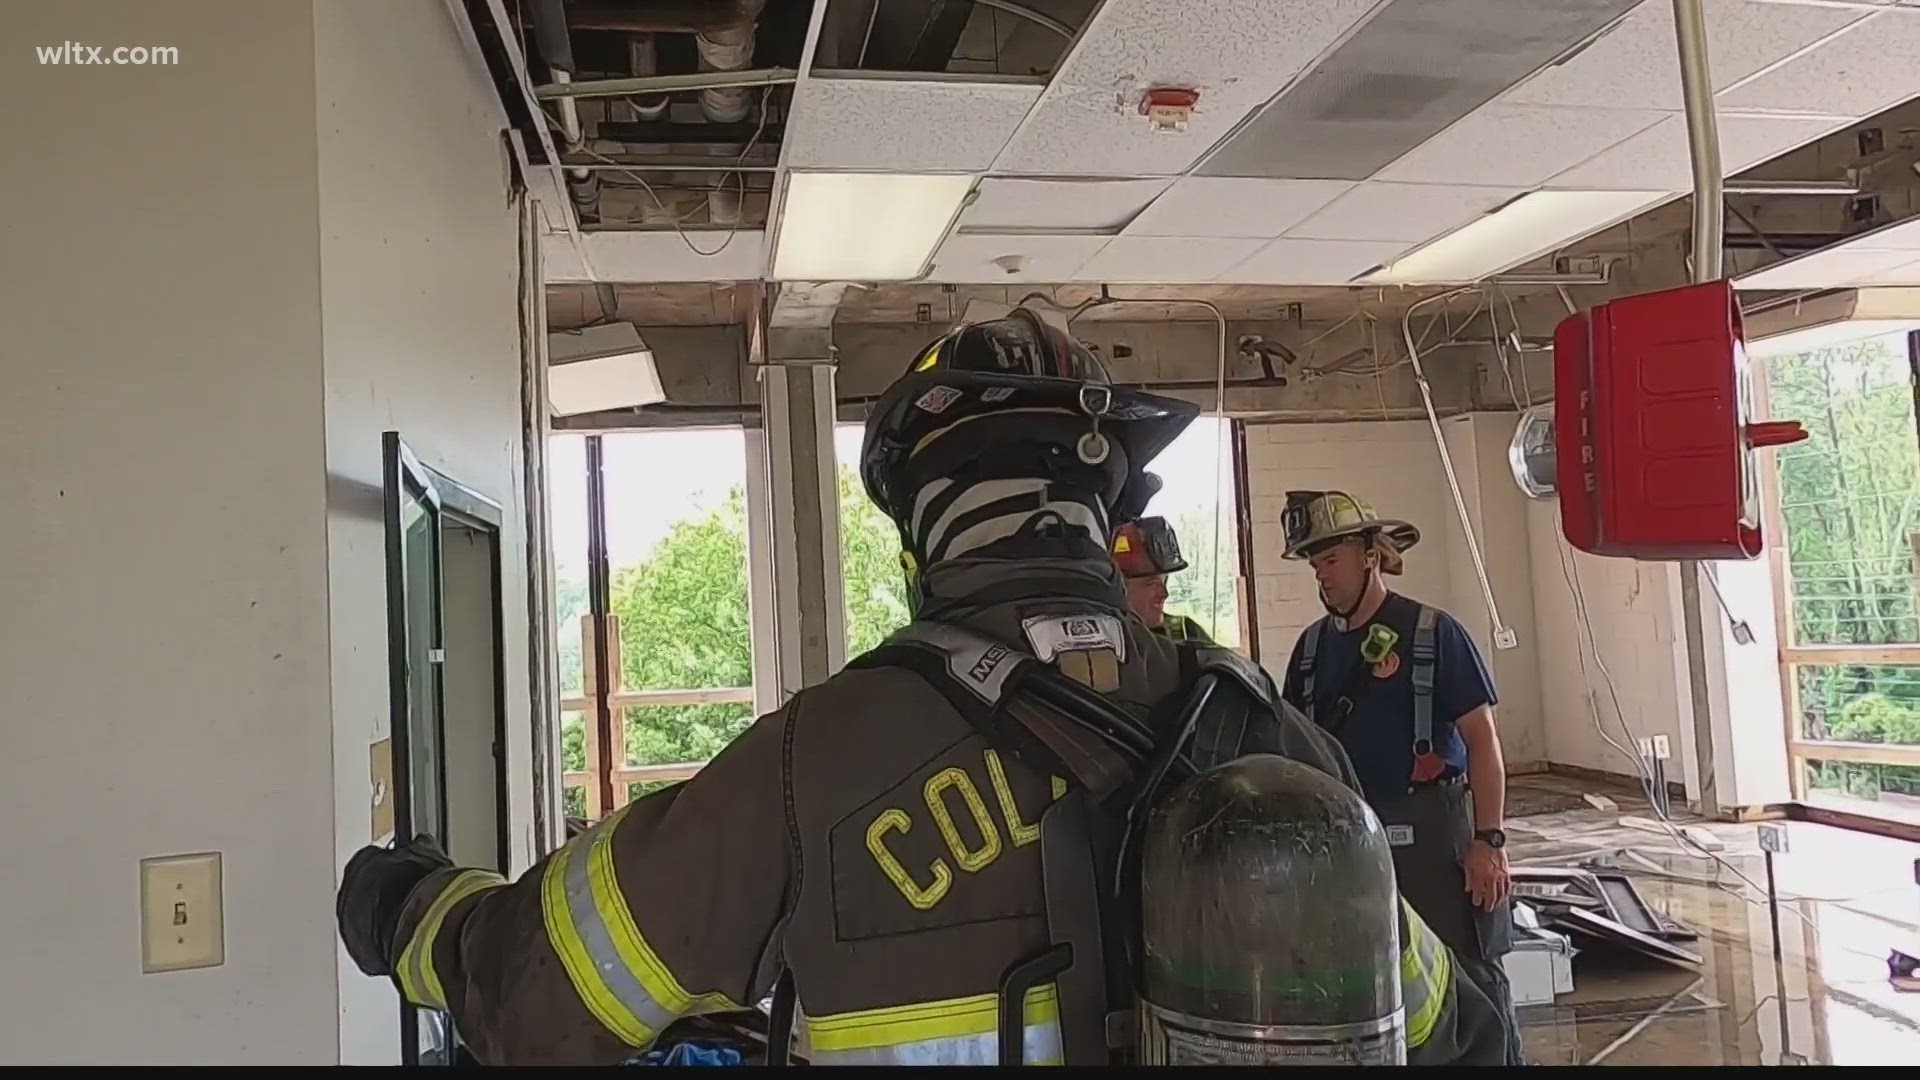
[1216,238,1411,284]
[1842,216,1920,251]
[1124,178,1355,238]
[1547,112,1850,189]
[1719,9,1920,116]
[1866,256,1920,284]
[992,0,1382,176]
[1070,236,1267,283]
[785,78,1041,172]
[1195,0,1646,181]
[1737,246,1920,290]
[1505,0,1872,111]
[925,234,1111,283]
[1373,104,1669,188]
[1287,182,1521,244]
[572,230,768,283]
[959,178,1172,231]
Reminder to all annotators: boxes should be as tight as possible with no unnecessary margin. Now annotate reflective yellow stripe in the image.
[806,984,1063,1065]
[541,804,741,1048]
[395,869,504,1011]
[1400,902,1452,1048]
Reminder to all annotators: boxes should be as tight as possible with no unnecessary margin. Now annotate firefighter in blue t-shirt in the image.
[1277,490,1524,1066]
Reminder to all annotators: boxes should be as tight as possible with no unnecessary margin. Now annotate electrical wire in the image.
[554,85,773,258]
[1402,289,1514,648]
[1549,509,1874,941]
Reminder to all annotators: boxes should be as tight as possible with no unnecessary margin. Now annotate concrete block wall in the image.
[1244,421,1455,672]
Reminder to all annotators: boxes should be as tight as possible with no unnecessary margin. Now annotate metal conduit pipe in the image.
[697,0,767,123]
[529,0,597,212]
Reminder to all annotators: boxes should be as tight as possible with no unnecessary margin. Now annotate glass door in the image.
[383,432,453,1066]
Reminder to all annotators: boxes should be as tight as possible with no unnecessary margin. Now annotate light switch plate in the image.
[141,852,225,973]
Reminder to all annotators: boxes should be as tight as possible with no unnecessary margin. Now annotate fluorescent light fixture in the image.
[772,171,976,281]
[1733,216,1920,291]
[546,322,665,416]
[1742,287,1920,358]
[1361,190,1665,285]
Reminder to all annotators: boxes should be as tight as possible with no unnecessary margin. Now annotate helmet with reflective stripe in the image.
[1281,490,1420,571]
[859,307,1198,533]
[1112,516,1188,578]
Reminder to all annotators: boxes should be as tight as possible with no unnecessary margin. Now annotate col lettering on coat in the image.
[833,747,1064,939]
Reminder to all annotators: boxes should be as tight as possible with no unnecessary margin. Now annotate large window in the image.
[552,429,754,823]
[1765,332,1920,826]
[1149,416,1243,648]
[834,424,913,657]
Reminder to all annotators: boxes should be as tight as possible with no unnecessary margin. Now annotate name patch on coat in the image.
[1386,824,1416,847]
[1020,612,1127,664]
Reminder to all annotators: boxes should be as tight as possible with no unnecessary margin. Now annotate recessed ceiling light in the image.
[1361,190,1665,285]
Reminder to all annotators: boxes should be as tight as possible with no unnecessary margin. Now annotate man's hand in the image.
[1463,839,1510,911]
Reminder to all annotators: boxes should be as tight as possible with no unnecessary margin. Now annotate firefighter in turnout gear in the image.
[335,308,1510,1066]
[1111,516,1214,646]
[1276,490,1525,1066]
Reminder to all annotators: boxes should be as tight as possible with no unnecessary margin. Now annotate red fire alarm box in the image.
[1554,279,1806,560]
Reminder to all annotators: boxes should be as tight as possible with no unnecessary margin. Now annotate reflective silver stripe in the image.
[808,1019,1063,1066]
[804,985,1064,1066]
[395,868,504,1011]
[542,805,739,1045]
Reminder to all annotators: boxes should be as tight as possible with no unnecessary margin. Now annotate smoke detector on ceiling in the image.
[1139,87,1200,134]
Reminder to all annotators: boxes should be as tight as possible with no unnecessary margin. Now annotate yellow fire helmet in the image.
[1280,490,1420,572]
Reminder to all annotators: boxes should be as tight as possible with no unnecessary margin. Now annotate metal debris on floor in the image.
[1512,865,1704,971]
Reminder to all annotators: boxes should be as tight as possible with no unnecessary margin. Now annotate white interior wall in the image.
[312,0,531,1062]
[0,1,337,1064]
[1524,503,1693,788]
[1708,553,1791,807]
[1443,415,1548,767]
[1245,421,1454,668]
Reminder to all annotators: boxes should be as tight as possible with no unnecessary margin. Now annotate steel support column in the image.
[755,288,850,705]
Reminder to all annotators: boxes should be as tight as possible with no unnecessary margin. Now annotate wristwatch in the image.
[1473,828,1507,849]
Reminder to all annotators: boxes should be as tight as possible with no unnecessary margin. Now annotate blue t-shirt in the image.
[1280,593,1497,803]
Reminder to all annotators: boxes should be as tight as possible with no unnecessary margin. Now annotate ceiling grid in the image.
[530,0,1920,288]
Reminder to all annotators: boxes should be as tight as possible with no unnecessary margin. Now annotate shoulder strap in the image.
[1297,615,1330,704]
[846,623,1143,798]
[1411,604,1440,752]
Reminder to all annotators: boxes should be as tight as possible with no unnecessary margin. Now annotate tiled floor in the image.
[1503,775,1920,1066]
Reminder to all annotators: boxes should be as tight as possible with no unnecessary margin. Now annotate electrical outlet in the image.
[1651,734,1672,761]
[1637,737,1655,760]
[1758,823,1788,854]
[141,852,224,973]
